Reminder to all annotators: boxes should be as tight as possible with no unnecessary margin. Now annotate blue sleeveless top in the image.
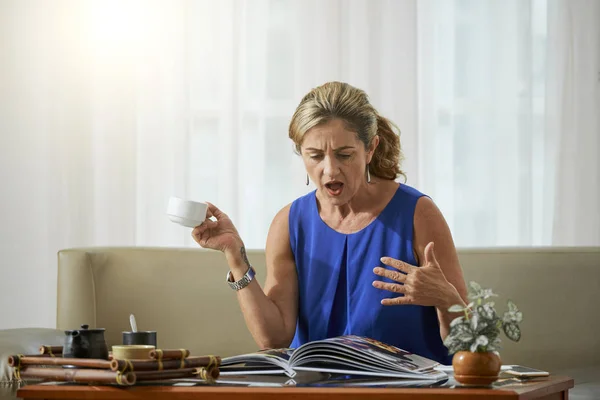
[288,184,451,365]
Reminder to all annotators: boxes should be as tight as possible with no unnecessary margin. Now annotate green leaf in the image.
[447,342,469,354]
[478,323,500,338]
[503,310,523,324]
[443,335,455,346]
[507,300,519,312]
[458,332,474,342]
[503,322,521,341]
[450,316,466,327]
[474,320,489,334]
[477,304,496,320]
[451,321,472,334]
[480,288,498,299]
[469,281,482,293]
[470,314,479,331]
[515,311,523,323]
[448,304,465,313]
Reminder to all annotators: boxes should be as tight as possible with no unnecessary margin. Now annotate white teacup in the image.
[167,196,208,228]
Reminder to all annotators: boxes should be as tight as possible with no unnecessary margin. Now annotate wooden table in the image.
[17,375,574,400]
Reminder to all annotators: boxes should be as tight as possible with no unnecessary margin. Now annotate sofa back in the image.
[56,246,600,371]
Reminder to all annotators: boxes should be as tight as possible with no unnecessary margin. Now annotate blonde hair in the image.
[288,81,405,181]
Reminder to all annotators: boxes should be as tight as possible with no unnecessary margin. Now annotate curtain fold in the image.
[547,0,600,245]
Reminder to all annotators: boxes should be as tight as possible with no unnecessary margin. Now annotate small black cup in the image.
[122,331,157,347]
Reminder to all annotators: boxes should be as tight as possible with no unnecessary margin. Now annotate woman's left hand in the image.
[372,242,461,309]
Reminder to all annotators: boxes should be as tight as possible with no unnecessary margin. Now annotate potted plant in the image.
[443,281,523,386]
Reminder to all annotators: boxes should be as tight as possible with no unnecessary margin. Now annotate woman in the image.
[192,81,467,364]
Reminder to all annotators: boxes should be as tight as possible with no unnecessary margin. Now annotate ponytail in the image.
[370,115,406,182]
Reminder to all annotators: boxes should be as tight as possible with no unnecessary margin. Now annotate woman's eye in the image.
[310,155,323,160]
[338,154,351,159]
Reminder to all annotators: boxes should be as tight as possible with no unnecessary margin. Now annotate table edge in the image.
[16,375,575,399]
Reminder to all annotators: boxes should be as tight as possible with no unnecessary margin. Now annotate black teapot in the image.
[63,324,109,360]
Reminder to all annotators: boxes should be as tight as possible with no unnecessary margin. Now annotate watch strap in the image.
[226,266,256,291]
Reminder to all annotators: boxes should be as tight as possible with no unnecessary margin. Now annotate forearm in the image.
[435,286,466,341]
[226,249,292,349]
[236,281,293,349]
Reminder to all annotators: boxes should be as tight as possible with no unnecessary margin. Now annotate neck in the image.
[319,178,377,220]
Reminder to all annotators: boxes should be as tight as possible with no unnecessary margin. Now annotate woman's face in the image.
[301,119,377,206]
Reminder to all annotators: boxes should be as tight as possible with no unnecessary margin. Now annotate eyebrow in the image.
[305,146,355,152]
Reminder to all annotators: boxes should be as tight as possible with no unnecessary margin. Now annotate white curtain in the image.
[0,0,598,329]
[417,0,599,247]
[546,0,600,246]
[417,0,554,246]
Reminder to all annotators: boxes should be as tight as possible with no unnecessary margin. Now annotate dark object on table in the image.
[62,324,109,360]
[123,331,157,347]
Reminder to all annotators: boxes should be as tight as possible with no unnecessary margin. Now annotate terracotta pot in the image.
[452,351,501,386]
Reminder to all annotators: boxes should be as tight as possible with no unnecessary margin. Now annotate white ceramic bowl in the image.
[167,197,208,228]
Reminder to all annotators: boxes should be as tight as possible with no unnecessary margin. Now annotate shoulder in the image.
[266,203,294,262]
[290,190,315,211]
[288,190,316,226]
[381,182,426,216]
[269,190,316,241]
[414,196,446,235]
[270,203,293,234]
[396,182,427,200]
[412,194,455,265]
[390,183,450,256]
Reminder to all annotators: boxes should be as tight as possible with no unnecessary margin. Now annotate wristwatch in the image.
[226,265,256,291]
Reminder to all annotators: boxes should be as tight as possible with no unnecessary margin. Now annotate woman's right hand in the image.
[191,202,244,257]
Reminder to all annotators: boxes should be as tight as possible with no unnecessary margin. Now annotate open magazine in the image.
[220,335,447,381]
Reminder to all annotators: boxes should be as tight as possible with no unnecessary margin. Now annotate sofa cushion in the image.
[0,328,64,399]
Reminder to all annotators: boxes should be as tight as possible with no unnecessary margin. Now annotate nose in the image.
[323,155,340,178]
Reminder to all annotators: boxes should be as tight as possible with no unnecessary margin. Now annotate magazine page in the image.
[296,374,448,388]
[291,354,413,376]
[220,348,296,377]
[215,371,329,387]
[290,344,407,372]
[219,365,288,376]
[290,335,439,373]
[293,364,448,381]
[293,355,395,374]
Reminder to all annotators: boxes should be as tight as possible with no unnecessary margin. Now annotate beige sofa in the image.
[2,246,600,399]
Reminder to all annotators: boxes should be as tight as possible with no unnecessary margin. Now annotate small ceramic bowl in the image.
[166,196,208,228]
[111,345,155,360]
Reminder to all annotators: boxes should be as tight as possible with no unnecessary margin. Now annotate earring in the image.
[306,174,309,186]
[366,166,371,183]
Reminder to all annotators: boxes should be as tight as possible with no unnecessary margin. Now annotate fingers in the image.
[191,220,218,242]
[191,228,204,244]
[373,267,407,283]
[379,257,416,274]
[192,220,217,234]
[372,280,406,294]
[381,296,414,306]
[373,270,410,305]
[374,257,414,306]
[205,202,227,220]
[424,241,439,266]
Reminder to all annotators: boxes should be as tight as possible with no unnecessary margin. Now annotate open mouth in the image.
[324,181,344,196]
